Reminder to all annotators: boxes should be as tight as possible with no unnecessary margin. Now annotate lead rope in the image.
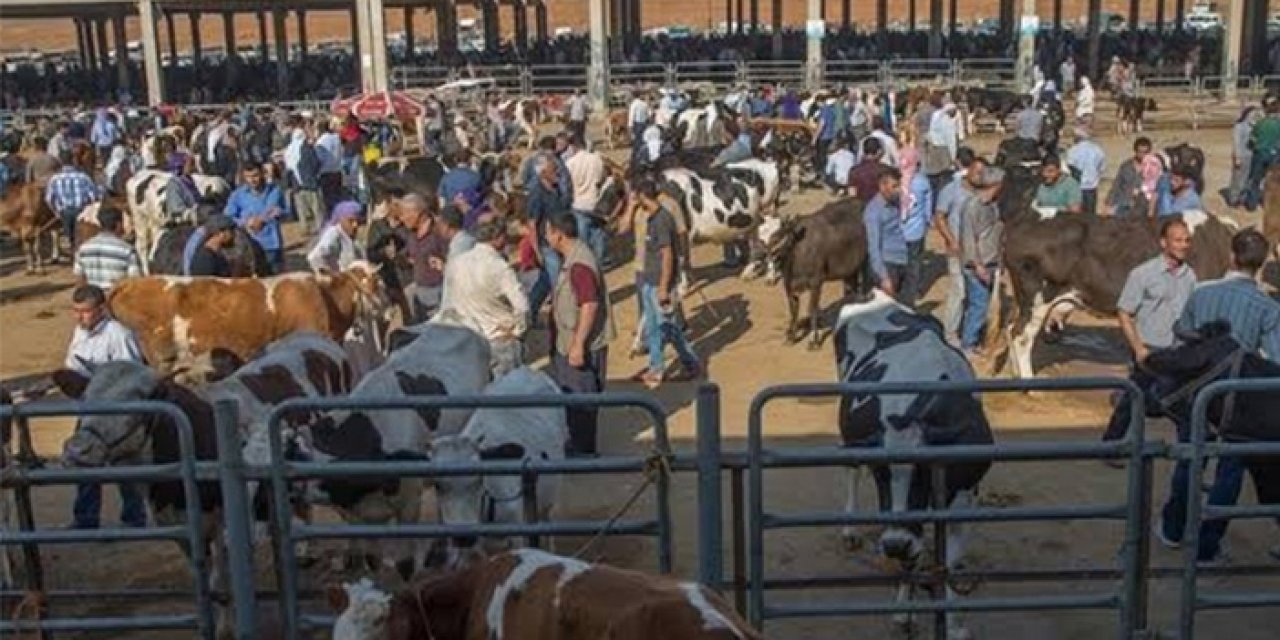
[570,450,671,562]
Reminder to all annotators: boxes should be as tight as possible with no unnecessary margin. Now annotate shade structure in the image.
[331,90,426,120]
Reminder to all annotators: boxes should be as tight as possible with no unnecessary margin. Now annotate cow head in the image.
[331,578,392,640]
[342,260,394,325]
[52,361,171,467]
[426,434,528,567]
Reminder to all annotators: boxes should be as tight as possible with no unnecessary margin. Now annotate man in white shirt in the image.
[563,134,608,262]
[63,284,147,529]
[824,138,857,195]
[866,116,900,167]
[440,219,530,378]
[628,93,651,151]
[567,89,590,143]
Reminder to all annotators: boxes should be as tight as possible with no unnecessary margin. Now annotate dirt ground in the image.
[2,106,1278,639]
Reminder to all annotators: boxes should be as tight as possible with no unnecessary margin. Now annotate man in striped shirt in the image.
[73,207,142,290]
[45,159,100,250]
[1158,229,1280,564]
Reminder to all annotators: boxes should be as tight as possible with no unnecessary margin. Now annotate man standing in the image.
[73,207,141,289]
[400,194,448,322]
[811,98,839,186]
[526,155,573,321]
[567,89,590,144]
[44,146,99,250]
[546,212,615,457]
[1015,96,1045,143]
[1066,127,1107,214]
[440,149,483,204]
[1108,137,1153,217]
[1035,155,1084,215]
[632,179,702,387]
[1243,97,1280,210]
[628,92,651,151]
[287,126,324,235]
[900,158,934,307]
[824,138,856,195]
[1103,218,1196,443]
[24,135,61,185]
[188,215,237,277]
[224,164,287,273]
[848,138,885,202]
[564,134,607,261]
[63,284,147,529]
[314,120,344,210]
[441,218,530,378]
[1158,230,1280,564]
[1159,168,1204,217]
[863,168,907,297]
[959,159,1005,356]
[933,148,977,343]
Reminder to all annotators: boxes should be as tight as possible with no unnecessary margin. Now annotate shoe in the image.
[1154,520,1182,550]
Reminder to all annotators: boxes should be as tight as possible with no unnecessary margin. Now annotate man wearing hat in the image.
[189,215,237,277]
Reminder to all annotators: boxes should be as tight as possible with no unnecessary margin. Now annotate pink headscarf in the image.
[899,145,920,215]
[1140,153,1164,199]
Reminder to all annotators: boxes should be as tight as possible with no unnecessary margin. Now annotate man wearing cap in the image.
[189,215,237,277]
[225,164,287,273]
[1066,127,1107,215]
[959,159,1005,356]
[567,89,590,144]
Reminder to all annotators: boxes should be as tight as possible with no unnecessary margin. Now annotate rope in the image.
[570,450,672,562]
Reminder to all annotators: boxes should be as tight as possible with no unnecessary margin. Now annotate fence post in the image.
[213,400,257,639]
[695,383,723,590]
[12,415,49,640]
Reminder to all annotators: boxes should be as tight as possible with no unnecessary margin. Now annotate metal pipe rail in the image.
[0,401,215,638]
[1177,378,1280,639]
[746,377,1152,640]
[256,392,675,640]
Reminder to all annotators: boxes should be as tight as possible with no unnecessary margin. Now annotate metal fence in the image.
[0,401,215,638]
[958,58,1018,89]
[825,60,884,87]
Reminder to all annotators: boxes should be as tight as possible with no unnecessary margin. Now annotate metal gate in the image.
[745,377,1155,638]
[0,401,215,638]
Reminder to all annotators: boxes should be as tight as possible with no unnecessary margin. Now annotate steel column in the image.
[1246,0,1270,76]
[1055,0,1064,31]
[437,0,458,57]
[750,0,759,33]
[1175,0,1186,33]
[483,1,500,52]
[190,12,203,68]
[1156,0,1165,33]
[112,13,129,93]
[257,10,269,62]
[535,1,548,42]
[1086,0,1102,83]
[1017,0,1037,93]
[929,0,943,57]
[1128,0,1140,49]
[514,1,529,51]
[726,0,733,32]
[877,0,887,39]
[75,19,89,69]
[214,401,257,640]
[772,0,782,58]
[273,7,289,95]
[807,0,823,92]
[223,11,236,63]
[695,385,724,589]
[295,10,307,60]
[404,7,415,60]
[949,0,958,50]
[842,0,851,29]
[909,0,917,32]
[96,18,111,71]
[165,10,178,70]
[588,0,609,111]
[139,1,165,106]
[736,0,744,34]
[1222,0,1245,97]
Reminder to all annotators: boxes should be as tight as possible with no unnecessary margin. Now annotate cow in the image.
[993,136,1044,171]
[50,333,355,640]
[955,87,1022,133]
[330,549,760,640]
[997,209,1235,379]
[604,110,630,150]
[125,169,232,274]
[833,290,993,640]
[427,367,567,567]
[499,98,543,149]
[770,198,869,348]
[0,182,58,274]
[301,322,491,576]
[1116,95,1158,134]
[106,261,388,375]
[360,156,448,206]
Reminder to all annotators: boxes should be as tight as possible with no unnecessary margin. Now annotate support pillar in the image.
[736,0,744,34]
[1221,0,1245,97]
[257,10,269,62]
[949,0,958,46]
[588,0,609,110]
[909,0,917,33]
[113,13,129,92]
[1016,0,1037,93]
[750,0,759,33]
[351,4,361,64]
[1175,0,1185,34]
[190,12,203,68]
[223,11,236,63]
[75,19,89,69]
[355,0,389,93]
[1156,0,1165,34]
[437,1,458,59]
[483,2,500,52]
[273,7,289,95]
[138,0,164,105]
[404,7,415,59]
[842,0,851,30]
[514,1,529,51]
[772,0,783,59]
[806,0,824,91]
[929,0,943,58]
[1128,0,1140,49]
[1246,0,1269,76]
[296,10,307,60]
[165,10,178,70]
[633,0,642,40]
[1054,0,1063,32]
[536,1,548,42]
[877,0,887,40]
[1086,0,1102,81]
[725,0,732,31]
[96,19,111,71]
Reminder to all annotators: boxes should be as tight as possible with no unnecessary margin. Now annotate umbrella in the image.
[331,90,426,121]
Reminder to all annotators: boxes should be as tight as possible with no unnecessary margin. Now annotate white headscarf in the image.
[1076,78,1095,118]
[284,128,306,177]
[206,122,229,162]
[928,104,958,159]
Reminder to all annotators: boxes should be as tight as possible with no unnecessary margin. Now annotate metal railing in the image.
[1177,378,1280,639]
[526,64,587,95]
[958,58,1018,89]
[674,61,742,91]
[824,60,885,87]
[745,377,1155,638]
[0,401,215,638]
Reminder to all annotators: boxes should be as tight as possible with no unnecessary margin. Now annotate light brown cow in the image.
[107,261,388,373]
[331,549,761,640]
[0,183,59,274]
[605,109,630,149]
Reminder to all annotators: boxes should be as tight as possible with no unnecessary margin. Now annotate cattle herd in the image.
[1,75,1279,640]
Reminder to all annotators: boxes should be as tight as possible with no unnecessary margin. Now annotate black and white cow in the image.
[427,367,568,568]
[659,161,780,277]
[126,169,231,273]
[834,291,993,640]
[51,332,354,638]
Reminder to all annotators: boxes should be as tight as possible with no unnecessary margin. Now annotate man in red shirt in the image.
[546,213,615,457]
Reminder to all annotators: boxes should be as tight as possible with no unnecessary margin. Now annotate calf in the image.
[771,198,869,348]
[834,291,992,640]
[604,110,630,150]
[331,549,760,640]
[428,367,567,567]
[107,261,388,374]
[0,183,58,274]
[1116,95,1158,134]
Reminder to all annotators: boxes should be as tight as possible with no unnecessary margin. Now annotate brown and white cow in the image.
[500,98,543,149]
[106,261,388,375]
[331,549,761,640]
[604,109,631,149]
[996,209,1235,378]
[0,183,59,274]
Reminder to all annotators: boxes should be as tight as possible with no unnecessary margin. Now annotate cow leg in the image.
[784,287,802,344]
[891,581,917,635]
[204,513,234,640]
[806,286,823,350]
[394,478,427,580]
[1008,293,1051,380]
[840,466,866,551]
[21,235,36,274]
[944,489,975,640]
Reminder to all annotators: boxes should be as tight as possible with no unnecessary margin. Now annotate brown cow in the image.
[605,109,630,149]
[0,183,59,274]
[330,549,761,640]
[106,261,388,373]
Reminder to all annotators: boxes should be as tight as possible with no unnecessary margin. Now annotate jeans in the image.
[528,243,562,326]
[1242,149,1278,210]
[640,282,700,375]
[73,482,146,528]
[264,249,284,275]
[1082,188,1098,215]
[292,189,323,234]
[552,347,608,456]
[1161,452,1246,561]
[58,206,80,247]
[961,265,996,349]
[900,239,926,307]
[573,210,608,265]
[940,255,965,339]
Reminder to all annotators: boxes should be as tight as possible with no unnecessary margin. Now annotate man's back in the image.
[1016,108,1044,140]
[74,232,141,290]
[1177,274,1280,360]
[189,245,231,277]
[565,150,605,211]
[1252,115,1280,154]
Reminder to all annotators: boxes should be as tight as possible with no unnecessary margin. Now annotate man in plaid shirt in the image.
[45,157,100,250]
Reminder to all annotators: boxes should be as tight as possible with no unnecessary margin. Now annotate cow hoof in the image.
[841,532,866,553]
[784,333,801,345]
[806,340,822,352]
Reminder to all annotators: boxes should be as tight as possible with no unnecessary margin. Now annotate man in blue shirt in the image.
[900,163,934,306]
[811,100,839,188]
[45,157,100,250]
[863,167,908,298]
[933,148,976,342]
[1159,168,1203,217]
[439,149,483,204]
[224,165,288,274]
[1158,230,1280,564]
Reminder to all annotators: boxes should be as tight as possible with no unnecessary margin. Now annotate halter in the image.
[76,410,158,462]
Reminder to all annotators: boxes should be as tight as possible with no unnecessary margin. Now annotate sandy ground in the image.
[1,105,1278,639]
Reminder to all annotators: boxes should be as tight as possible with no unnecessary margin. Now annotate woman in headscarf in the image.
[1139,151,1167,218]
[306,200,365,273]
[1075,76,1096,128]
[1224,106,1262,207]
